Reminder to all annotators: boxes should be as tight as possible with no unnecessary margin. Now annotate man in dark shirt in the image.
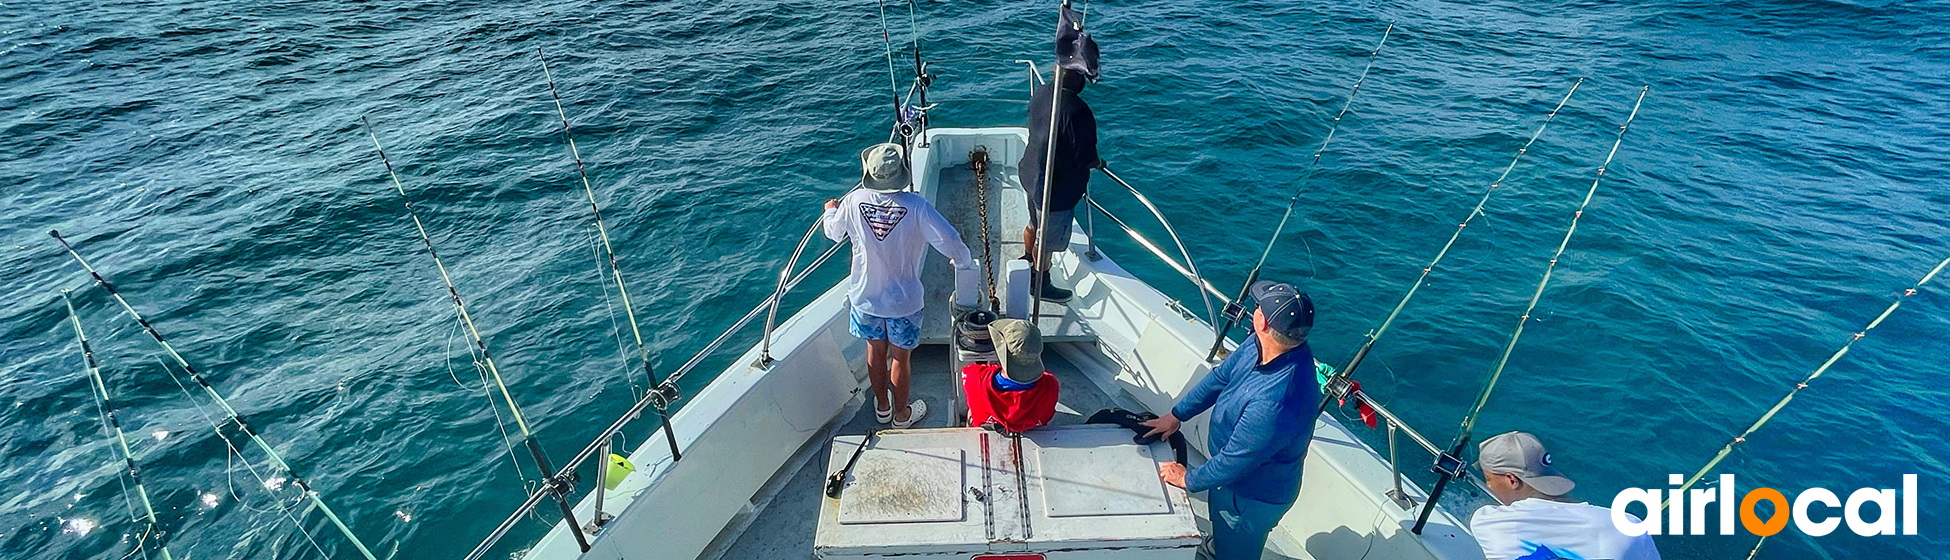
[1019,3,1100,303]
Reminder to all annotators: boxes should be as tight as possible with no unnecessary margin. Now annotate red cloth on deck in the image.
[961,363,1060,433]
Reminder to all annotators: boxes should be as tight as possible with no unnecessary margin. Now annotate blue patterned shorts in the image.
[849,308,924,350]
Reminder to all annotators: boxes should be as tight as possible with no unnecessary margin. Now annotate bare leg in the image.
[889,345,915,423]
[1022,225,1038,266]
[867,339,891,414]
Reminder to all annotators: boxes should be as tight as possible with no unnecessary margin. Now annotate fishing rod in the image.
[63,290,175,560]
[1412,85,1650,535]
[1204,22,1395,361]
[876,0,903,126]
[1668,252,1950,500]
[48,231,379,560]
[1666,252,1949,560]
[902,0,933,143]
[537,48,683,463]
[361,116,593,553]
[1318,78,1584,410]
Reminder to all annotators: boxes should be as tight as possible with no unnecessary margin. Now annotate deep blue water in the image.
[3,0,1947,558]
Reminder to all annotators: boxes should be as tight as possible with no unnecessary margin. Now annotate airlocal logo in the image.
[1611,474,1917,537]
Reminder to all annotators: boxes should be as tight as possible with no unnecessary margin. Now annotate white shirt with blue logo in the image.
[821,189,973,318]
[1470,498,1661,560]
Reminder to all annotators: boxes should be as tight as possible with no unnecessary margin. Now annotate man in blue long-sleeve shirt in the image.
[1143,280,1318,560]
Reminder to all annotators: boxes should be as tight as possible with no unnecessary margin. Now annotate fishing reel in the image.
[1320,373,1355,406]
[544,471,580,498]
[1431,449,1468,480]
[1218,301,1248,329]
[648,381,681,411]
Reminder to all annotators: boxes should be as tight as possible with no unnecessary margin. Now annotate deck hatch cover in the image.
[836,447,967,524]
[1036,444,1172,518]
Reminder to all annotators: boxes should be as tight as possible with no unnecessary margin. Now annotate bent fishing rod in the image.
[1205,21,1394,361]
[49,231,380,560]
[1412,86,1649,535]
[537,48,682,462]
[363,116,593,553]
[1318,78,1584,411]
[63,290,176,560]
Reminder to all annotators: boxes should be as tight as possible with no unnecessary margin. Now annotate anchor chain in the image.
[972,147,1001,311]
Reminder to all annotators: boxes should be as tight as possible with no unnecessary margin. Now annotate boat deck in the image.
[709,343,1263,559]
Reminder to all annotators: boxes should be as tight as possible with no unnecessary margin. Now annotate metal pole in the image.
[1082,193,1100,261]
[1030,0,1070,320]
[585,436,612,535]
[763,218,825,365]
[1385,421,1413,510]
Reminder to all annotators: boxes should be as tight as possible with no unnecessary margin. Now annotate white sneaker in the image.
[891,400,929,429]
[874,403,893,424]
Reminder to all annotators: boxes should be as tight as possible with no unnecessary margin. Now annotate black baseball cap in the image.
[1249,280,1314,341]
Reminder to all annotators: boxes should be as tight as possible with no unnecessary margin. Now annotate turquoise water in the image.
[3,0,1946,558]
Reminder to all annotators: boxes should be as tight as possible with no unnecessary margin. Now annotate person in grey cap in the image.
[1141,280,1317,560]
[824,142,975,429]
[1470,431,1661,560]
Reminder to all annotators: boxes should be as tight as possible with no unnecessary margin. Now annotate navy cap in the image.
[1249,280,1314,341]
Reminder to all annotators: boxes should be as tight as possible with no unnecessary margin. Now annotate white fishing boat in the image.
[492,121,1487,559]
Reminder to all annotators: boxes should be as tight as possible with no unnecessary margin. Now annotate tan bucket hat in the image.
[988,318,1045,384]
[859,143,911,192]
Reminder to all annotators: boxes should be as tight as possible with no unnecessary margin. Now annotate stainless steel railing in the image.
[762,219,829,365]
[1329,386,1496,511]
[1082,198,1232,310]
[465,235,847,560]
[1095,164,1218,325]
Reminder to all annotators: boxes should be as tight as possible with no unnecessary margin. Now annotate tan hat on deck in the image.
[989,318,1045,384]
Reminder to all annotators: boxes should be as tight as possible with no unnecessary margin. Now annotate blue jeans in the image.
[1210,487,1293,560]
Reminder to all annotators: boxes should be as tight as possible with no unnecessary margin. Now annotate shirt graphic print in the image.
[860,202,908,241]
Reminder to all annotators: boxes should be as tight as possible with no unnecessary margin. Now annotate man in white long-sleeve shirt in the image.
[822,142,975,428]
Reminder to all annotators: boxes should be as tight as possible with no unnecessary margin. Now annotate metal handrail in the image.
[1011,59,1045,99]
[763,219,827,364]
[1333,388,1497,503]
[1084,197,1231,307]
[1095,164,1217,326]
[464,238,847,560]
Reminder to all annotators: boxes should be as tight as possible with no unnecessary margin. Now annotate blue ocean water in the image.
[3,0,1947,558]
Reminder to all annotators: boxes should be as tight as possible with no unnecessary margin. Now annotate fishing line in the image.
[1204,22,1395,361]
[136,314,337,559]
[363,116,593,552]
[63,291,174,560]
[1413,86,1649,535]
[588,228,640,400]
[443,308,530,483]
[1322,79,1583,405]
[50,231,379,560]
[1669,252,1950,500]
[537,49,683,461]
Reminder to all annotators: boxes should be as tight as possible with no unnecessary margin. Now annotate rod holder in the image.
[1413,437,1471,535]
[1384,422,1416,510]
